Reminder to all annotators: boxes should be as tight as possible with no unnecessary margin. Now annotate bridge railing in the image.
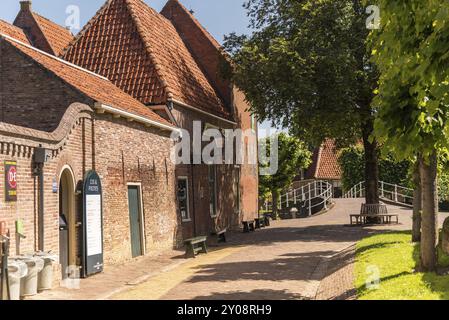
[344,181,414,206]
[263,180,333,216]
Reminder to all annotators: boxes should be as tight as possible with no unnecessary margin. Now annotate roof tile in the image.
[305,139,342,180]
[1,36,174,129]
[63,0,231,120]
[31,13,74,56]
[0,19,30,44]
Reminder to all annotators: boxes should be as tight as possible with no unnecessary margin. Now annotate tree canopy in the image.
[259,133,311,199]
[369,0,449,271]
[224,0,377,146]
[371,0,449,161]
[224,0,382,204]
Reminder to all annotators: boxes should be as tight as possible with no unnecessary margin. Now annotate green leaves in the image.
[224,0,375,145]
[370,0,449,161]
[259,133,311,197]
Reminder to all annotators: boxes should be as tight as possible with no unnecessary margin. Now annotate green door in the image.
[128,186,143,258]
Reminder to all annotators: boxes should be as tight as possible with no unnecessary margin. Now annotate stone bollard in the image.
[442,217,449,255]
[290,207,299,219]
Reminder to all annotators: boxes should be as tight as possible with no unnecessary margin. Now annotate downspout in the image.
[190,155,197,237]
[38,164,44,251]
[33,146,47,251]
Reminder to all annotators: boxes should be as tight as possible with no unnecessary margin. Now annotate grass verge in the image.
[355,231,449,300]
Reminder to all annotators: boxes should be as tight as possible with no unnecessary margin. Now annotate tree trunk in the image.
[272,190,279,220]
[412,160,422,242]
[362,121,380,205]
[419,152,438,271]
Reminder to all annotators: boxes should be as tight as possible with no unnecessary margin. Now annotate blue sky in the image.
[1,0,279,135]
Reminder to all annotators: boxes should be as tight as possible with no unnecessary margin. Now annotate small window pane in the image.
[177,178,189,221]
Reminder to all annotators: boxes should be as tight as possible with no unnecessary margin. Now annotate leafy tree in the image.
[223,0,381,205]
[370,0,449,271]
[338,146,411,192]
[259,133,311,218]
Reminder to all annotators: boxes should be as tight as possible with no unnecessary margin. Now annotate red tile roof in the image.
[162,0,221,50]
[62,0,232,121]
[0,19,30,44]
[0,35,174,129]
[161,0,232,106]
[305,139,342,180]
[31,13,74,56]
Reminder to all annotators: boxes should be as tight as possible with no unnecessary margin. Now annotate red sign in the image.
[5,161,17,202]
[8,166,17,189]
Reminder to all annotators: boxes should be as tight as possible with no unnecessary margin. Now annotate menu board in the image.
[86,194,102,256]
[82,171,103,277]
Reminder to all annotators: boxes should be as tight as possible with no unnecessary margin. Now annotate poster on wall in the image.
[5,161,17,202]
[82,170,104,277]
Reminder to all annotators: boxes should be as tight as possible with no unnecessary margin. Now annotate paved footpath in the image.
[112,199,428,300]
[33,198,446,300]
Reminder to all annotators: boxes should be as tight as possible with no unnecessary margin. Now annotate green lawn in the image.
[355,232,449,300]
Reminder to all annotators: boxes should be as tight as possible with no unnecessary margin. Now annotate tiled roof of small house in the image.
[62,0,232,121]
[305,139,342,180]
[0,34,174,129]
[31,13,74,56]
[0,19,30,44]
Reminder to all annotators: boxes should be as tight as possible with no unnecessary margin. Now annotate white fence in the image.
[263,180,333,216]
[344,181,413,206]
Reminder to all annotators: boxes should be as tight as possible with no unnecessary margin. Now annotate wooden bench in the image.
[264,214,271,227]
[255,218,265,229]
[350,204,399,225]
[211,228,227,243]
[184,236,208,258]
[350,214,399,225]
[243,220,255,233]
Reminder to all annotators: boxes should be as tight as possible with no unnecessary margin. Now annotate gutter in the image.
[95,103,182,135]
[168,98,237,126]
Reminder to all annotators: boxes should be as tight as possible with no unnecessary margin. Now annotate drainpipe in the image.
[33,146,48,251]
[190,162,197,237]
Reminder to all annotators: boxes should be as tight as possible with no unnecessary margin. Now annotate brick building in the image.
[0,18,181,279]
[302,139,342,197]
[61,0,259,239]
[0,0,258,282]
[13,1,74,56]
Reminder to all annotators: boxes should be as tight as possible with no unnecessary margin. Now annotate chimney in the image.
[20,1,32,11]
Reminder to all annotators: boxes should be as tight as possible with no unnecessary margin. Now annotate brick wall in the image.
[0,40,92,132]
[94,114,180,264]
[232,88,259,221]
[171,104,245,239]
[0,44,181,281]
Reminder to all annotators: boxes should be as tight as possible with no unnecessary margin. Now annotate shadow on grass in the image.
[413,235,449,300]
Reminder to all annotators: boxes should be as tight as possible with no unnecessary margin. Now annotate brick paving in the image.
[30,199,447,300]
[115,199,429,300]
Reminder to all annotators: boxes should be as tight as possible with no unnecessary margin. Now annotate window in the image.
[208,166,217,217]
[177,177,190,221]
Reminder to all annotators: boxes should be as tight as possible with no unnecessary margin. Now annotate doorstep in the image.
[26,248,189,300]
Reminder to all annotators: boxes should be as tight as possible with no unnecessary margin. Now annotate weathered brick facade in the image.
[61,0,259,240]
[0,32,179,281]
[0,0,260,286]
